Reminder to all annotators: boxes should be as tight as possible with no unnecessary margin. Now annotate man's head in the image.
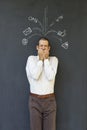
[36,37,51,59]
[36,37,50,51]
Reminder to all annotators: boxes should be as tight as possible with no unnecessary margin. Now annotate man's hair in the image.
[38,37,50,46]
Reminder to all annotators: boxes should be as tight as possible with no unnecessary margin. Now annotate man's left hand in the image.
[43,49,49,59]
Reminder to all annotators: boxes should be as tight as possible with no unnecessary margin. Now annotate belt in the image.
[30,93,55,98]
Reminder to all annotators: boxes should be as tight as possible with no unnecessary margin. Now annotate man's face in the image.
[36,39,50,51]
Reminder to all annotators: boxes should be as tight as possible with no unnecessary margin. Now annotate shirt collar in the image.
[37,55,50,61]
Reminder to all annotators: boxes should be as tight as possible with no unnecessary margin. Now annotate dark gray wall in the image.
[0,0,87,130]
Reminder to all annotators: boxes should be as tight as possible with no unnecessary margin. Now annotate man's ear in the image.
[48,46,50,51]
[36,45,39,50]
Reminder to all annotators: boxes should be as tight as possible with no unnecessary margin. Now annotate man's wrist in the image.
[44,58,50,66]
[39,57,44,61]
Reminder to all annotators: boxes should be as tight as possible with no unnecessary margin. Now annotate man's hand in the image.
[43,49,49,60]
[38,48,50,61]
[38,49,44,60]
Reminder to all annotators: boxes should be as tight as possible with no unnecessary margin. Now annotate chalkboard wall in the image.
[0,0,87,130]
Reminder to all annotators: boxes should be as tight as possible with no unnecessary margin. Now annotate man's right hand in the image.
[38,49,44,61]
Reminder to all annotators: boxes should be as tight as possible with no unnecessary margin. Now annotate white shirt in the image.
[26,55,58,95]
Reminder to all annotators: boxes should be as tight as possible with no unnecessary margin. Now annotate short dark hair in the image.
[38,37,50,46]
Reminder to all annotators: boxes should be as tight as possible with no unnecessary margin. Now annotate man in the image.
[26,37,58,130]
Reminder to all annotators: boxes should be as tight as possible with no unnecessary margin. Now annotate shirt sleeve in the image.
[44,57,58,81]
[26,56,43,80]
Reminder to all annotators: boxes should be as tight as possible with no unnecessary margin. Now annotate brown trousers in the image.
[29,95,57,130]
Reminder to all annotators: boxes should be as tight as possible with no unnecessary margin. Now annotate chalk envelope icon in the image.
[23,27,32,36]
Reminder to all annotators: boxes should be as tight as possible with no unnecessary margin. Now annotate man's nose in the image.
[42,46,45,50]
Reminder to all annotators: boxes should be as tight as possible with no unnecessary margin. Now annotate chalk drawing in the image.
[32,27,42,33]
[45,30,58,36]
[56,15,63,22]
[23,27,32,36]
[61,41,69,49]
[22,38,28,45]
[57,30,66,37]
[22,7,69,49]
[27,33,42,39]
[28,16,38,23]
[49,22,55,27]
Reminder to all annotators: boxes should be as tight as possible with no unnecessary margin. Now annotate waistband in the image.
[30,92,55,99]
